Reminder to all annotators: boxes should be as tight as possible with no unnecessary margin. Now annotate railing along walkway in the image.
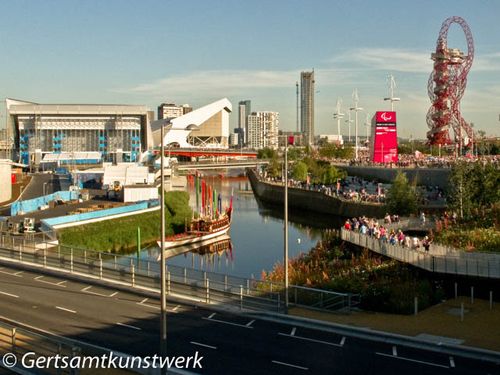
[341,228,500,279]
[0,231,360,314]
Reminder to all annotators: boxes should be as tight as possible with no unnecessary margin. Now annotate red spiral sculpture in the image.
[426,16,474,147]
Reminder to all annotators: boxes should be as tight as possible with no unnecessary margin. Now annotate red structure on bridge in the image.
[154,148,257,159]
[426,16,474,149]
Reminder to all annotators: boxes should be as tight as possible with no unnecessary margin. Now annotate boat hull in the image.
[157,223,230,249]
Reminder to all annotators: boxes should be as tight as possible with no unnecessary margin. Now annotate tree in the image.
[292,161,308,181]
[386,171,419,216]
[321,165,346,185]
[448,160,500,222]
[257,147,277,159]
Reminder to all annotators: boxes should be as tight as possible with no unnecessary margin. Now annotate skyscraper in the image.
[238,100,251,145]
[247,111,279,150]
[300,71,315,145]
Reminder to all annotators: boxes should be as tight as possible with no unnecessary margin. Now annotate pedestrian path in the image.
[341,228,500,279]
[290,296,500,352]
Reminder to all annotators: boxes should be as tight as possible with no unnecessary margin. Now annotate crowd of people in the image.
[343,215,433,252]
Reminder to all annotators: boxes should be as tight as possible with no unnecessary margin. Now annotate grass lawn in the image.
[58,191,192,253]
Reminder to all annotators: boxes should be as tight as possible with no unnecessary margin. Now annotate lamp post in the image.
[283,137,289,313]
[160,122,167,360]
[350,89,363,160]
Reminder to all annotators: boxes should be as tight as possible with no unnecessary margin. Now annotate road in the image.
[0,265,498,374]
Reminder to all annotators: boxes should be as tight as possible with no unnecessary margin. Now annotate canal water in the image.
[142,172,343,279]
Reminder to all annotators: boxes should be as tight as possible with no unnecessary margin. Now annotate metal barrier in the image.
[0,232,359,313]
[341,228,500,279]
[0,319,79,374]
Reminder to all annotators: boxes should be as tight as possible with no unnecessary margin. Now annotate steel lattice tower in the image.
[426,16,474,148]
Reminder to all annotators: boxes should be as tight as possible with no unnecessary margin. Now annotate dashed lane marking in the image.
[290,327,296,336]
[246,320,255,327]
[116,322,141,331]
[0,268,23,277]
[81,286,118,297]
[190,341,217,350]
[449,356,455,368]
[393,345,398,357]
[375,352,450,369]
[207,312,216,319]
[136,299,179,313]
[34,276,67,287]
[0,290,19,298]
[340,337,346,346]
[278,332,343,347]
[272,360,308,371]
[202,316,254,329]
[55,306,77,314]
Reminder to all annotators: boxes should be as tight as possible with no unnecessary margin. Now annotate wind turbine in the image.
[333,98,344,140]
[383,74,400,111]
[350,89,363,160]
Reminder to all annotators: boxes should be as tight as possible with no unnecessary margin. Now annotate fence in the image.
[11,191,79,216]
[0,232,360,314]
[341,228,500,279]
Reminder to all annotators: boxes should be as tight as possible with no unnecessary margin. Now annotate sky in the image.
[0,0,499,139]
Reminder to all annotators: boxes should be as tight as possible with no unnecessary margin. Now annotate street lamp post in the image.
[284,138,289,313]
[350,89,363,160]
[160,122,167,360]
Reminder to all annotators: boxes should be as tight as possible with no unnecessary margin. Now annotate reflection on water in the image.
[145,173,338,279]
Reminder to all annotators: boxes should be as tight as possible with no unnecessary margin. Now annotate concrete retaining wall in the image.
[340,165,451,189]
[247,169,387,218]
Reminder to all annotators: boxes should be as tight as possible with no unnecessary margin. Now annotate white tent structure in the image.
[150,98,232,149]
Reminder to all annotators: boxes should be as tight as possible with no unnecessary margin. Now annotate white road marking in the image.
[290,327,296,336]
[81,286,117,297]
[190,341,217,350]
[246,319,255,327]
[34,276,67,287]
[207,312,216,319]
[449,356,455,368]
[55,306,77,314]
[340,336,346,346]
[136,299,179,313]
[202,317,254,329]
[0,290,19,298]
[278,332,343,347]
[375,352,449,369]
[272,360,308,371]
[116,322,141,331]
[0,268,23,277]
[392,345,398,357]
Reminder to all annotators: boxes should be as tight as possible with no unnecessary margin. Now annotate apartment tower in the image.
[300,71,315,145]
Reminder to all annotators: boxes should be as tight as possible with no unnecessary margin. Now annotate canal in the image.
[142,172,344,279]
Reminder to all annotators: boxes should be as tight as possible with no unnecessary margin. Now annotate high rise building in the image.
[158,103,184,120]
[238,100,251,145]
[247,111,279,150]
[300,71,315,145]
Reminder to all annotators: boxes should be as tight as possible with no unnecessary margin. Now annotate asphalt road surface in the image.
[0,265,498,375]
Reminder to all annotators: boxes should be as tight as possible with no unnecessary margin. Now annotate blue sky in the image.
[1,0,499,138]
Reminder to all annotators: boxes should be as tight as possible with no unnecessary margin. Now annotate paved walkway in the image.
[291,296,500,352]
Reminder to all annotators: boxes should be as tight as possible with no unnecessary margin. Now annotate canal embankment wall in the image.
[247,169,387,218]
[338,165,451,190]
